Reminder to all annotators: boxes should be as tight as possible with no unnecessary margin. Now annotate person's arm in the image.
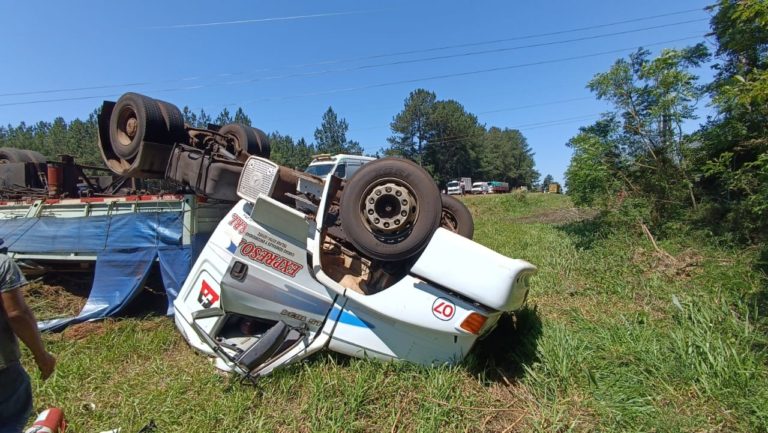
[2,288,56,379]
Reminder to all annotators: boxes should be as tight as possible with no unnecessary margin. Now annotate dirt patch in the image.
[512,208,598,225]
[62,320,111,341]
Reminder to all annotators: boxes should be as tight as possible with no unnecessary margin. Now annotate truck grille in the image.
[237,157,279,202]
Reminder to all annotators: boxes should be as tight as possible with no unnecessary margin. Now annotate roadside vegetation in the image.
[21,192,767,432]
[6,1,766,431]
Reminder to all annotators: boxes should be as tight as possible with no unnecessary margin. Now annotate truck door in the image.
[214,196,337,376]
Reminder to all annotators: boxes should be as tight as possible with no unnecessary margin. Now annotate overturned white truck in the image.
[97,92,536,377]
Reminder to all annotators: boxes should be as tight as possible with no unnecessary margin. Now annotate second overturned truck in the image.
[98,92,536,377]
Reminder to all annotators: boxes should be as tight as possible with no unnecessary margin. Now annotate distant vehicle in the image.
[487,181,509,193]
[548,182,561,194]
[471,182,489,194]
[447,178,472,195]
[304,154,376,180]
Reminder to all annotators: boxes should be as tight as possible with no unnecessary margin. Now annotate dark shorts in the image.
[0,362,32,433]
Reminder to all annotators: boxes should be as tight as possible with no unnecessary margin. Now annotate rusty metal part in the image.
[440,208,460,233]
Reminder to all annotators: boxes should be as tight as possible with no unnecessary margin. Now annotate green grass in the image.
[21,192,768,432]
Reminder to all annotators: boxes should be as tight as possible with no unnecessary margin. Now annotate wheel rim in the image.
[115,106,139,148]
[441,208,460,233]
[360,179,418,242]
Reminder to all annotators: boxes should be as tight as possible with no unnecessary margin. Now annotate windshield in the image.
[305,163,334,177]
[472,182,484,187]
[447,181,459,187]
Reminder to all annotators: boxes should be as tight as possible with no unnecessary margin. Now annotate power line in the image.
[478,97,598,115]
[0,33,704,110]
[0,7,707,98]
[351,96,598,132]
[512,114,604,129]
[221,19,707,86]
[148,10,378,30]
[236,35,703,105]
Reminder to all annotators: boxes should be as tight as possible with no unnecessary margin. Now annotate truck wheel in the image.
[340,158,441,261]
[109,93,167,160]
[441,194,474,239]
[219,124,271,159]
[154,98,187,144]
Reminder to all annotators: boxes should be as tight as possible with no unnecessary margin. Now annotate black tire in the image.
[109,93,167,160]
[440,194,474,239]
[0,148,46,164]
[154,99,187,144]
[340,158,441,261]
[219,123,271,159]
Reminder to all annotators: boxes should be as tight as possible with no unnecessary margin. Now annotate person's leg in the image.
[0,363,33,433]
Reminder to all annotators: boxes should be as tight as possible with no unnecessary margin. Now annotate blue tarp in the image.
[0,212,185,253]
[0,212,195,331]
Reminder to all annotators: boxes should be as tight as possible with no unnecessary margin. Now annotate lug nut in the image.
[384,222,390,228]
[400,211,407,217]
[395,190,401,197]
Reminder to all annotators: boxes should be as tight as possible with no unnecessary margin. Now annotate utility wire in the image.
[351,96,597,132]
[382,113,604,149]
[237,35,703,104]
[0,34,703,109]
[0,7,707,98]
[221,19,707,85]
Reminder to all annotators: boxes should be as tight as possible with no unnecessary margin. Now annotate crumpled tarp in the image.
[0,212,196,331]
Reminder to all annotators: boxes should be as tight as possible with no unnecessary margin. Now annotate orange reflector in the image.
[460,313,487,335]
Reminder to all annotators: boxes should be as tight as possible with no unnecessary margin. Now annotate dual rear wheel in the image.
[340,158,474,261]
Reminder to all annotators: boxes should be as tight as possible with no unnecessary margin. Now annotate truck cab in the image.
[304,154,376,180]
[471,182,489,194]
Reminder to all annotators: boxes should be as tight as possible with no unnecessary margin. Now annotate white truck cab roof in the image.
[305,154,376,180]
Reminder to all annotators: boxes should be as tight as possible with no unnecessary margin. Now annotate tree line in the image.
[565,0,767,248]
[386,89,539,188]
[0,91,540,189]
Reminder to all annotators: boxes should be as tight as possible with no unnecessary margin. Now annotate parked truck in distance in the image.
[304,154,376,180]
[548,182,562,194]
[471,181,489,194]
[488,181,510,194]
[447,177,472,195]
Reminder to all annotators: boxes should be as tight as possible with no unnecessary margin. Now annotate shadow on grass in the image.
[463,305,543,384]
[556,212,611,250]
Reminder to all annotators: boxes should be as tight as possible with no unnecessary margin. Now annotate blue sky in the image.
[0,0,715,184]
